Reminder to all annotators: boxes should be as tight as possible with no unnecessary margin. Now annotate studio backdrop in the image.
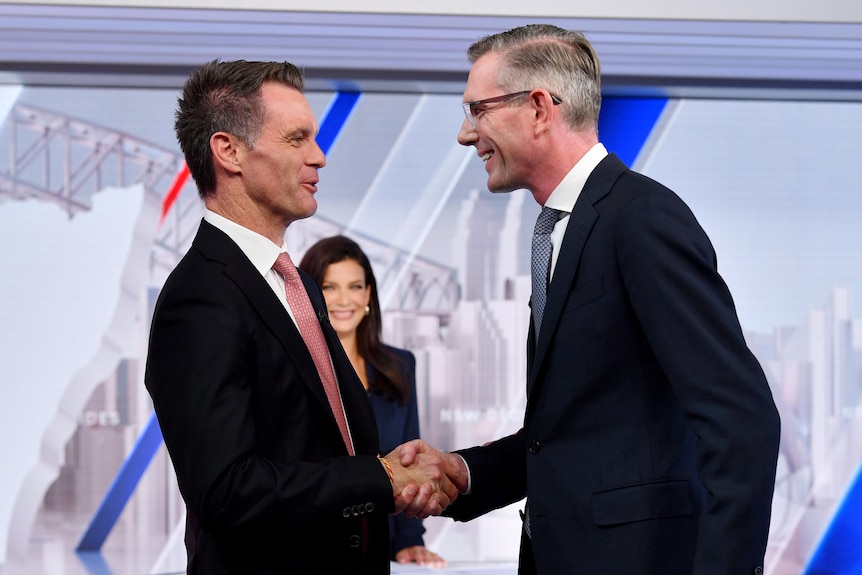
[1,84,860,575]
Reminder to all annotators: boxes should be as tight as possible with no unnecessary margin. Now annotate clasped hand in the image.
[382,439,468,519]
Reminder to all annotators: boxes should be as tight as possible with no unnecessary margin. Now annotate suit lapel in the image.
[301,270,379,454]
[527,154,627,396]
[193,221,345,438]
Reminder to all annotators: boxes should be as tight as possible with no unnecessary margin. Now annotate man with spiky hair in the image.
[146,59,458,574]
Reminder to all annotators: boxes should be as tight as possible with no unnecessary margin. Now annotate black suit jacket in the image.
[448,154,781,575]
[145,220,393,574]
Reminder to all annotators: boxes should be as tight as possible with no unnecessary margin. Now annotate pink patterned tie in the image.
[273,252,354,455]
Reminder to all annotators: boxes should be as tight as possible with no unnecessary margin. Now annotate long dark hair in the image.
[299,235,409,405]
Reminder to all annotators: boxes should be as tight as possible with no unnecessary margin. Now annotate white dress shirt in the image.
[543,142,608,281]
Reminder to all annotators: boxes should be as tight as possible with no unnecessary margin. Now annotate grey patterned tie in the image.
[526,206,563,539]
[531,206,563,337]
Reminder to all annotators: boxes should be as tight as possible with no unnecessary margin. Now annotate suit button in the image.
[351,505,360,517]
[342,507,351,518]
[754,568,763,575]
[528,440,541,454]
[348,534,361,548]
[365,502,375,513]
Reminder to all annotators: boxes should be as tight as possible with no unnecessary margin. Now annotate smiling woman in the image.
[320,259,372,357]
[299,235,448,568]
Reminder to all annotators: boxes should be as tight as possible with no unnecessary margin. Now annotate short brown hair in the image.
[175,59,305,197]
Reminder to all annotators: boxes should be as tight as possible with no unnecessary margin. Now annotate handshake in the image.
[381,439,468,519]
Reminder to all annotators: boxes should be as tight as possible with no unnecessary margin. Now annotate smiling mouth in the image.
[480,152,492,163]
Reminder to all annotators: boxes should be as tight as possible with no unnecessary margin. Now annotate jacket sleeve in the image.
[614,175,781,573]
[444,430,528,522]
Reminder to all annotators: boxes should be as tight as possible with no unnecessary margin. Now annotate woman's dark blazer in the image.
[367,347,425,558]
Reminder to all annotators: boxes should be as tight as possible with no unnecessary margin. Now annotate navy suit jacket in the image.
[367,347,426,558]
[145,220,394,574]
[447,154,781,575]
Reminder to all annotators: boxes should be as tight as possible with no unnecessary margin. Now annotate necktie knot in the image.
[534,206,564,235]
[273,252,299,283]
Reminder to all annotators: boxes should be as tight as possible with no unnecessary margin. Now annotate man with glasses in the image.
[404,23,780,575]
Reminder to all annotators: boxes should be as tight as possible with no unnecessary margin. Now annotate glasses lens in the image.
[462,91,531,128]
[462,102,476,127]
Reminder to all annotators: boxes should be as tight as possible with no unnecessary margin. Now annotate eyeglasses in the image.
[462,90,562,129]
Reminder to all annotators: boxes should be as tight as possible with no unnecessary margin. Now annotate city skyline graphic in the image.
[1,86,861,574]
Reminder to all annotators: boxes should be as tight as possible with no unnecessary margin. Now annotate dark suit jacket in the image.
[447,154,781,575]
[144,220,394,574]
[367,347,426,558]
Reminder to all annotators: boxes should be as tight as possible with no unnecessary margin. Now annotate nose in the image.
[323,287,348,310]
[457,118,477,147]
[310,139,326,168]
[334,287,350,304]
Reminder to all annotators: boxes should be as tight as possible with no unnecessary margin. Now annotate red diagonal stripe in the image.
[160,163,190,225]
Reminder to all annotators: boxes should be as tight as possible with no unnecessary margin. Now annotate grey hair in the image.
[468,24,601,131]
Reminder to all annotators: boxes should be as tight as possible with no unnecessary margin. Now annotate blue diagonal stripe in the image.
[803,461,862,575]
[76,412,163,551]
[316,91,361,154]
[598,96,668,167]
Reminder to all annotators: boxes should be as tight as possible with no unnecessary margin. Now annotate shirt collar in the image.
[204,209,285,276]
[544,142,608,213]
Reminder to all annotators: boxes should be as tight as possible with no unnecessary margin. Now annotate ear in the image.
[529,90,557,136]
[210,131,243,175]
[364,285,372,306]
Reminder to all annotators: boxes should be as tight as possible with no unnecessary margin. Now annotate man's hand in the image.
[386,439,469,518]
[399,439,469,494]
[384,440,463,518]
